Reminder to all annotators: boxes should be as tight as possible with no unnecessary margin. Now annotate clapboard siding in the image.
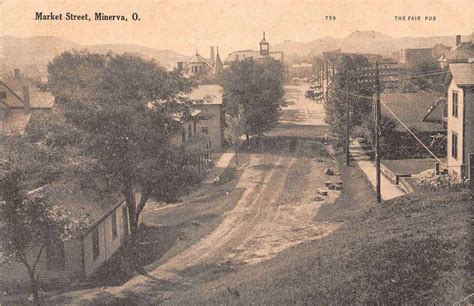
[0,239,83,285]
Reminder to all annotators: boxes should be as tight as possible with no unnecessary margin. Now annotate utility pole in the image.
[325,61,329,102]
[374,62,382,203]
[345,90,350,166]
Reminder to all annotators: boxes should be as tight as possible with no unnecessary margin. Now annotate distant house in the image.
[224,32,284,66]
[0,69,54,135]
[190,84,225,149]
[438,35,474,69]
[169,84,225,150]
[177,47,224,81]
[446,63,474,181]
[0,183,137,286]
[380,92,446,133]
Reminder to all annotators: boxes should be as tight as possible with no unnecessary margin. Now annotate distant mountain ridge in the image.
[272,31,473,60]
[1,31,472,79]
[0,35,189,78]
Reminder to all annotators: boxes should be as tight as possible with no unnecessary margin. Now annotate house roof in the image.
[224,50,261,63]
[1,78,55,109]
[27,183,124,236]
[380,92,444,132]
[224,50,283,63]
[446,42,474,62]
[449,63,474,86]
[184,53,213,68]
[0,81,26,108]
[189,84,223,105]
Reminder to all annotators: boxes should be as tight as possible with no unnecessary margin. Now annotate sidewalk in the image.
[202,148,235,184]
[356,160,406,201]
[350,139,405,201]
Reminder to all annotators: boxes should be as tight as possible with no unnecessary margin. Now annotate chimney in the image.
[456,35,462,46]
[210,46,215,65]
[14,68,21,79]
[177,61,184,72]
[22,86,30,113]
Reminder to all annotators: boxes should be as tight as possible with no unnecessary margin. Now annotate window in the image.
[181,130,186,143]
[452,132,458,160]
[188,124,192,138]
[201,127,209,134]
[92,227,100,260]
[0,91,6,99]
[111,210,118,240]
[46,239,65,270]
[122,206,129,237]
[193,121,197,133]
[452,91,458,117]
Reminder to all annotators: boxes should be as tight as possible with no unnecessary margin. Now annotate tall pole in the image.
[374,62,382,203]
[326,61,329,102]
[345,90,350,166]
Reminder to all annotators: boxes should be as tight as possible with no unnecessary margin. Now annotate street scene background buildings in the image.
[0,0,473,304]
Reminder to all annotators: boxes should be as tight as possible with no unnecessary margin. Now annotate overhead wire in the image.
[332,88,448,168]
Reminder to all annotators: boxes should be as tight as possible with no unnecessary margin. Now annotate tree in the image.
[400,61,447,93]
[324,55,375,147]
[0,137,83,305]
[47,51,194,238]
[222,58,286,141]
[224,104,245,165]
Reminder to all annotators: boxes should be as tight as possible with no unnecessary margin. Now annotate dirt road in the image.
[51,84,340,305]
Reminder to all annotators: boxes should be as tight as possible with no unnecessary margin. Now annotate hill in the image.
[273,31,469,60]
[0,36,188,78]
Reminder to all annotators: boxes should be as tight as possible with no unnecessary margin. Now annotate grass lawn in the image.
[383,158,447,175]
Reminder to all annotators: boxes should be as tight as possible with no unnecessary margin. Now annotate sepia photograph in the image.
[0,0,473,304]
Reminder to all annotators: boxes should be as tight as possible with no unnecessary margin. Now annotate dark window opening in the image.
[452,132,458,160]
[201,127,209,134]
[46,239,65,270]
[112,210,118,239]
[92,227,100,260]
[452,92,458,117]
[181,130,186,143]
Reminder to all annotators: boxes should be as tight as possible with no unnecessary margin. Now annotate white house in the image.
[446,63,474,181]
[0,183,136,287]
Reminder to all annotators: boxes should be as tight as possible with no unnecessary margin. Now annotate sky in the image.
[1,0,473,56]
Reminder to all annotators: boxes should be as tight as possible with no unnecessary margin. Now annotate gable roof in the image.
[449,63,474,86]
[445,42,474,62]
[28,183,124,236]
[184,53,213,69]
[2,78,55,109]
[189,84,223,105]
[0,81,26,108]
[381,92,444,132]
[422,96,446,122]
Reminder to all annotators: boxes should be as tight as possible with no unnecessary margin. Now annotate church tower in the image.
[213,46,224,79]
[259,32,269,56]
